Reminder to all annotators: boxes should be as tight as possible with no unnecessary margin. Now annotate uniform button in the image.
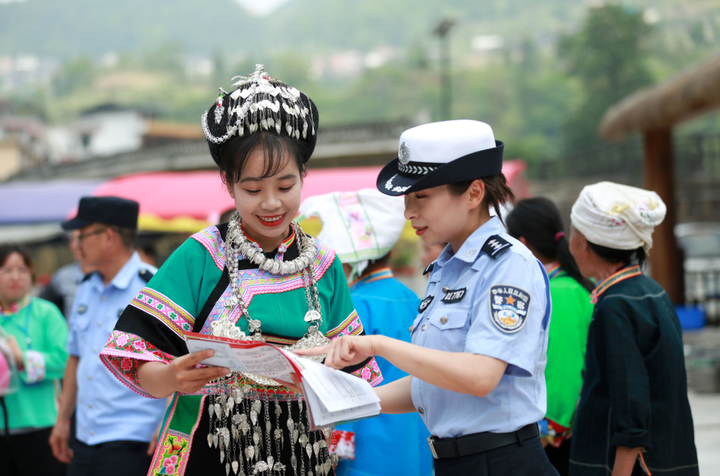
[101,296,107,301]
[408,326,414,333]
[421,324,427,331]
[92,348,97,353]
[442,286,449,293]
[90,430,95,436]
[88,404,93,409]
[97,322,102,328]
[418,407,425,415]
[440,316,448,324]
[88,375,93,380]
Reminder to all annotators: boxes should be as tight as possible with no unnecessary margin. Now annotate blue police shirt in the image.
[336,268,433,476]
[67,252,166,445]
[410,216,551,438]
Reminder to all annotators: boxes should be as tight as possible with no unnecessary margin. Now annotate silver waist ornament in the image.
[205,213,335,475]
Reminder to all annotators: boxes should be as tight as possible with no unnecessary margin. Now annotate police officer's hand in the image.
[294,335,376,369]
[49,418,73,463]
[162,350,230,395]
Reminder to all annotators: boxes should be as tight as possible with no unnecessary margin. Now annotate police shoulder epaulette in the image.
[138,269,155,284]
[481,235,513,259]
[423,261,435,276]
[81,272,94,283]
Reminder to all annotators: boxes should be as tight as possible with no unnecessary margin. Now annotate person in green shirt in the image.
[507,197,594,476]
[0,244,69,476]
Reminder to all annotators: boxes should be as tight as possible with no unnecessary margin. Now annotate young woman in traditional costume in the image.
[506,198,595,476]
[100,65,382,476]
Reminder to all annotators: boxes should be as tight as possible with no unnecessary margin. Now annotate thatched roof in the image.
[600,53,720,139]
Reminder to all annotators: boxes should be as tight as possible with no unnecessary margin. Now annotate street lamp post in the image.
[434,19,455,121]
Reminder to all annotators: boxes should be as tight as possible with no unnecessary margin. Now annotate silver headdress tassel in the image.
[202,64,316,145]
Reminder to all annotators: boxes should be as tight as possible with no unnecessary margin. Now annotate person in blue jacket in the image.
[298,189,433,476]
[298,120,557,476]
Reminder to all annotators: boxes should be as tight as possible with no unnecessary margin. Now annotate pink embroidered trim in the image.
[130,288,195,337]
[200,243,336,334]
[100,330,175,399]
[326,310,363,340]
[24,350,45,384]
[191,226,226,271]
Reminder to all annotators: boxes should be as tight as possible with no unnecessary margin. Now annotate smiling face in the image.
[226,145,302,251]
[403,182,487,253]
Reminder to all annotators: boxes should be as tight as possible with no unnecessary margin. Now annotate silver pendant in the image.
[306,443,312,458]
[245,445,254,460]
[213,433,219,448]
[207,433,214,448]
[304,310,321,322]
[313,442,319,457]
[250,410,258,426]
[292,430,298,445]
[232,461,239,474]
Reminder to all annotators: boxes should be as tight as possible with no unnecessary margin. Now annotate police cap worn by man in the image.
[377,120,504,196]
[61,196,139,231]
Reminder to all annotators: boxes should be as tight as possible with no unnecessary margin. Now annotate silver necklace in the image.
[211,212,330,385]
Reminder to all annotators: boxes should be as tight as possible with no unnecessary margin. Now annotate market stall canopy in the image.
[0,160,529,241]
[0,179,102,225]
[600,53,720,140]
[0,179,102,243]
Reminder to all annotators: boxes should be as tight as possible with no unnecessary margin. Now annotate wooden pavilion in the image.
[599,53,720,303]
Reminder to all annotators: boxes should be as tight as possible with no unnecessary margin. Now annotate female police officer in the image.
[297,120,558,476]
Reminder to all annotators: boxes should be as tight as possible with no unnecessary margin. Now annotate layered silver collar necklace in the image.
[211,212,331,385]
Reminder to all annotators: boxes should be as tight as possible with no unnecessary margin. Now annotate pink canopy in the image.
[92,161,528,232]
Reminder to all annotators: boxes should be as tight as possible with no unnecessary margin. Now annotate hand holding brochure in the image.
[184,332,380,428]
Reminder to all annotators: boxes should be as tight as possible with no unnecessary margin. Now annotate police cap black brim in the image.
[376,141,504,196]
[61,217,93,231]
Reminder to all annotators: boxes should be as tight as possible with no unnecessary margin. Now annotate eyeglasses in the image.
[0,266,32,277]
[78,227,107,243]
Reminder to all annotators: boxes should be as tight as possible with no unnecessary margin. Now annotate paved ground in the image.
[689,390,720,474]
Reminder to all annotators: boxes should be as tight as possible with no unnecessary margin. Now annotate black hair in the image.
[108,226,137,251]
[587,241,647,269]
[447,172,516,225]
[506,198,594,292]
[219,132,309,185]
[0,243,35,282]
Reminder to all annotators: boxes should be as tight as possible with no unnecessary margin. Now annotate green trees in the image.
[559,5,653,153]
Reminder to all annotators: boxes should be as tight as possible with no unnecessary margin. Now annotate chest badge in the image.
[418,295,434,313]
[77,304,88,314]
[441,288,467,304]
[489,285,532,333]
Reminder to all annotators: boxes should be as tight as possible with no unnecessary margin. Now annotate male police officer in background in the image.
[49,196,166,476]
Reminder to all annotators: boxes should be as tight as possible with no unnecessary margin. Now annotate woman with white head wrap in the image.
[567,182,698,476]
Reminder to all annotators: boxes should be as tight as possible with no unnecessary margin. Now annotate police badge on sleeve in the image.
[489,285,531,333]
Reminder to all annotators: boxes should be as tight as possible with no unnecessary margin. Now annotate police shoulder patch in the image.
[488,285,531,333]
[418,295,434,313]
[138,269,155,283]
[481,235,512,259]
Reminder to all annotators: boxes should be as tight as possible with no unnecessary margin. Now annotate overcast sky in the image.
[235,0,291,16]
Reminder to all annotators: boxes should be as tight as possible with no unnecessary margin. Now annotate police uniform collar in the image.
[435,217,505,266]
[92,253,150,291]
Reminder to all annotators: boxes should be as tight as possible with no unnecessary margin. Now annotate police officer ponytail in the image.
[506,197,594,292]
[448,173,516,225]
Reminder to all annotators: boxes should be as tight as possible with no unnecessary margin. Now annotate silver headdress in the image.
[202,64,319,165]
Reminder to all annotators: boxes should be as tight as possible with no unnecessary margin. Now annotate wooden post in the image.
[643,129,685,304]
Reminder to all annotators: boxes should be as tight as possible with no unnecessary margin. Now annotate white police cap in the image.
[376,120,504,196]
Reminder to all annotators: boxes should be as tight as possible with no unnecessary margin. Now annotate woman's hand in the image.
[294,335,377,369]
[275,373,303,395]
[138,350,230,398]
